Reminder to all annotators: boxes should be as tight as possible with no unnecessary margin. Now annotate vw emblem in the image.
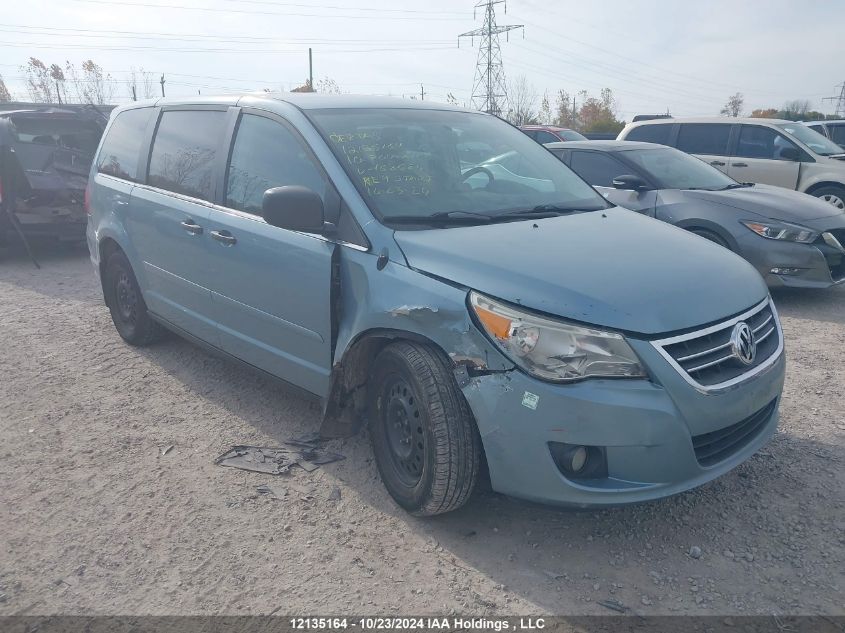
[730,322,757,366]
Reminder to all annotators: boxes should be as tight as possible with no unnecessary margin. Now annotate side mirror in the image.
[612,174,650,191]
[262,186,328,233]
[779,147,801,161]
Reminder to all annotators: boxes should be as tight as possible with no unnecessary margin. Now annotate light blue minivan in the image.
[87,94,785,515]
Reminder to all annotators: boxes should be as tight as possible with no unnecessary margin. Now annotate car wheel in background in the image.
[104,250,165,346]
[368,341,480,516]
[811,186,845,211]
[689,228,730,249]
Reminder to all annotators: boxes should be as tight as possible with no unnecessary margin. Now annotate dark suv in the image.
[0,105,108,249]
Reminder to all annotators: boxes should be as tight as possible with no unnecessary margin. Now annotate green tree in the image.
[553,89,577,128]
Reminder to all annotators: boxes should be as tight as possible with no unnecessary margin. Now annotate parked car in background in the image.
[519,125,587,143]
[804,120,845,149]
[88,94,784,515]
[0,105,108,249]
[617,117,845,210]
[548,141,845,288]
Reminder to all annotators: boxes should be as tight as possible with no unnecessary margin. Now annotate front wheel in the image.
[368,341,480,516]
[689,228,730,249]
[810,185,845,211]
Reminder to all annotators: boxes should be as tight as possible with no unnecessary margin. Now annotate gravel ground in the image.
[0,243,843,616]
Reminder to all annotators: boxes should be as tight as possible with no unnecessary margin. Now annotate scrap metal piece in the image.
[215,441,345,475]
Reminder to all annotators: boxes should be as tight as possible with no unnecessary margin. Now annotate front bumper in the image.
[736,225,845,289]
[460,328,785,508]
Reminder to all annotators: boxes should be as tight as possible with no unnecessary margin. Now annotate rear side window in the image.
[97,108,152,181]
[225,114,327,215]
[569,151,628,187]
[676,123,731,155]
[624,124,672,145]
[148,110,227,201]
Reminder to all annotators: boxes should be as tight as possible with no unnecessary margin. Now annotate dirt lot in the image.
[0,243,843,617]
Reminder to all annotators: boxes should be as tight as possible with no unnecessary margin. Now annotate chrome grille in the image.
[652,299,782,391]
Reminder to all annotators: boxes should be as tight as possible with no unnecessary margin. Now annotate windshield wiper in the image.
[493,204,602,220]
[718,183,754,190]
[381,210,494,225]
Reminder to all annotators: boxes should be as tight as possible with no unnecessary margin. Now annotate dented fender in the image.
[333,246,514,374]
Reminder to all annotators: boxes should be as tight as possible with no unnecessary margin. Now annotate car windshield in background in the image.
[308,108,608,226]
[622,147,739,191]
[778,122,844,156]
[560,130,588,141]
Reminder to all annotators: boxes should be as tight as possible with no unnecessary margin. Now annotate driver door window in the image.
[729,125,800,189]
[225,114,327,215]
[569,151,628,188]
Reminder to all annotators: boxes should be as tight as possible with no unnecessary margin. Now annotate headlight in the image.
[469,291,646,383]
[741,220,818,244]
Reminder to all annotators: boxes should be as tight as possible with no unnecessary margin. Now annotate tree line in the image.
[721,92,839,121]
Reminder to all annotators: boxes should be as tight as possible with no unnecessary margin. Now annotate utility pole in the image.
[420,84,426,101]
[55,78,62,104]
[458,0,523,116]
[823,81,845,118]
[308,48,313,92]
[131,85,137,101]
[160,74,166,98]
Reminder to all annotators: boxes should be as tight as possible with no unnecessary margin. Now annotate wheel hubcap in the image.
[820,194,845,210]
[383,377,425,485]
[115,272,138,323]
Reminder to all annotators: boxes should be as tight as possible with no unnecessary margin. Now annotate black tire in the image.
[368,341,480,516]
[104,250,164,346]
[689,228,730,249]
[810,185,845,211]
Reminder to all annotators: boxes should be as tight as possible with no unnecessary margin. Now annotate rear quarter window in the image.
[624,124,673,146]
[97,108,153,181]
[676,123,731,156]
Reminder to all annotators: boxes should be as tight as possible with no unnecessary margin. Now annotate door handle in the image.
[732,162,748,167]
[710,160,726,167]
[180,219,203,235]
[211,230,237,245]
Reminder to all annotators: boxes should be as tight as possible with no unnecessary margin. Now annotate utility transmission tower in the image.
[459,0,523,116]
[823,81,845,118]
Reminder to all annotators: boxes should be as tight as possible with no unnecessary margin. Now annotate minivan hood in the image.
[685,184,845,222]
[392,207,768,336]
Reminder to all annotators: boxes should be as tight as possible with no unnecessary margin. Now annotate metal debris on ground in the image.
[598,599,628,613]
[215,438,345,475]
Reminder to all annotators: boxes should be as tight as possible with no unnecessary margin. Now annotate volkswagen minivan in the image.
[87,95,785,515]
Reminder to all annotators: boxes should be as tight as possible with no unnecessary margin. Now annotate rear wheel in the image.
[368,341,480,516]
[689,228,730,249]
[104,250,164,346]
[810,185,845,211]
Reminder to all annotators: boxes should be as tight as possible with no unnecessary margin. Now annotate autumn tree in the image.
[0,75,12,102]
[720,92,744,117]
[538,91,552,125]
[65,59,114,104]
[751,108,779,119]
[505,74,539,126]
[22,57,54,102]
[578,88,624,133]
[553,89,577,128]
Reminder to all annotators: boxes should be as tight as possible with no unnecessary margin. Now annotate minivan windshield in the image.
[778,122,844,156]
[622,146,739,190]
[308,108,608,226]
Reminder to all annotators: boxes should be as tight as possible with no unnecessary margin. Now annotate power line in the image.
[459,0,523,116]
[69,0,468,21]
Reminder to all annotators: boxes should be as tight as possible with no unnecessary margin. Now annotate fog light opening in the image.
[548,442,608,480]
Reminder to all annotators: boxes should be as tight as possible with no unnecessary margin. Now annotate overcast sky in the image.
[2,0,843,118]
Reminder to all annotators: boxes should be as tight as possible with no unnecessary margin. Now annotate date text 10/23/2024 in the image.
[289,618,547,631]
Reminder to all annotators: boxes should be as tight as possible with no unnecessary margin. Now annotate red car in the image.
[519,125,587,143]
